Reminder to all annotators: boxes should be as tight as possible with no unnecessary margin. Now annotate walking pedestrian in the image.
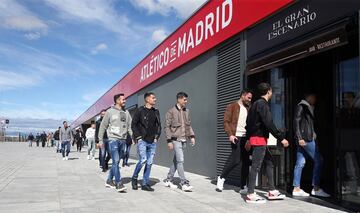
[41,131,46,148]
[54,127,61,153]
[95,109,111,172]
[292,93,330,197]
[131,92,161,192]
[47,132,52,147]
[35,133,40,147]
[60,121,73,161]
[245,83,289,204]
[216,89,253,194]
[75,129,83,152]
[27,133,34,147]
[86,121,96,160]
[98,93,133,192]
[163,92,196,192]
[122,133,132,167]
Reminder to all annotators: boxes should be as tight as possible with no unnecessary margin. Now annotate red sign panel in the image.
[72,0,294,127]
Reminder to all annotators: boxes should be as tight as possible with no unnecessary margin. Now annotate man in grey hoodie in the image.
[98,93,133,193]
[59,121,73,161]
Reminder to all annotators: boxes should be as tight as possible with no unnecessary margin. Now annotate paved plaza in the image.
[0,142,349,213]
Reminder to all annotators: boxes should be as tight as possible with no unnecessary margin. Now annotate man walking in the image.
[216,89,253,194]
[245,83,289,204]
[163,92,196,191]
[98,94,133,192]
[27,133,34,147]
[54,127,61,153]
[60,121,73,161]
[131,92,161,192]
[292,93,330,197]
[95,109,111,172]
[86,121,96,160]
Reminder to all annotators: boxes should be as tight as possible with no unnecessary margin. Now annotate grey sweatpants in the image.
[87,138,96,157]
[167,141,188,184]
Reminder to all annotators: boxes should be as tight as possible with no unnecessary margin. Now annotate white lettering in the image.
[222,0,232,29]
[195,21,204,46]
[205,12,214,40]
[186,28,195,52]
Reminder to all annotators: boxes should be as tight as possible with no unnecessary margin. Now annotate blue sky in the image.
[0,0,206,132]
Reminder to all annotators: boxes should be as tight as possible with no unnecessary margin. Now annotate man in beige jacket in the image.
[163,92,196,192]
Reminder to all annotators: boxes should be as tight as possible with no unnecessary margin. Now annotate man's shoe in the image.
[246,193,267,204]
[141,184,155,192]
[311,188,330,197]
[101,168,107,173]
[292,189,310,197]
[65,157,69,161]
[132,179,138,190]
[216,176,225,192]
[105,180,116,189]
[267,190,286,200]
[239,186,248,195]
[163,179,178,189]
[180,183,194,192]
[87,155,90,160]
[62,157,66,161]
[116,182,127,193]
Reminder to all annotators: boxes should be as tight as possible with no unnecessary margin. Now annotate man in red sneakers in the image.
[245,83,289,204]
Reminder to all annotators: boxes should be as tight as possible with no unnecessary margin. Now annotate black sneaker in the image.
[116,182,127,193]
[132,179,138,190]
[101,168,107,173]
[105,180,116,189]
[141,184,155,192]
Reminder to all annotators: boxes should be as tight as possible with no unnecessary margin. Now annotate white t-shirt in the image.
[235,103,247,137]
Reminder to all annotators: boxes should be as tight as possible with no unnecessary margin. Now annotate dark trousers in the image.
[220,137,250,188]
[76,141,82,152]
[99,140,111,169]
[248,146,275,194]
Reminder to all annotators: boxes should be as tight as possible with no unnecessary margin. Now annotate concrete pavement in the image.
[0,142,348,213]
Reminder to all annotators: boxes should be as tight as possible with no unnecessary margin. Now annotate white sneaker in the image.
[267,190,286,200]
[239,186,248,195]
[62,157,66,161]
[91,157,95,160]
[65,157,68,161]
[163,180,178,189]
[246,193,266,204]
[311,188,330,197]
[181,183,194,192]
[216,176,225,192]
[87,155,90,160]
[292,189,310,197]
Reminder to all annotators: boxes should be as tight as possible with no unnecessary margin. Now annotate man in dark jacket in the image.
[131,92,161,192]
[292,93,330,197]
[245,83,289,204]
[54,127,61,153]
[95,109,111,172]
[27,133,34,147]
[41,131,47,148]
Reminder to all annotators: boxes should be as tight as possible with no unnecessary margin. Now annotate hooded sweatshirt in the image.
[98,105,133,145]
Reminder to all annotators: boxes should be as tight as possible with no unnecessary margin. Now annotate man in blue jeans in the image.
[131,92,161,192]
[95,109,111,172]
[292,93,330,197]
[98,93,133,193]
[59,121,73,161]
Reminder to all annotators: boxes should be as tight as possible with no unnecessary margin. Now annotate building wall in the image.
[128,49,218,177]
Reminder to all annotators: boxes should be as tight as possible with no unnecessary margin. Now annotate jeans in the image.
[54,140,60,152]
[28,140,33,147]
[132,140,157,186]
[123,143,132,165]
[248,146,275,194]
[220,137,250,188]
[87,138,96,157]
[99,140,111,169]
[61,141,71,157]
[293,140,323,187]
[167,141,187,184]
[108,139,126,184]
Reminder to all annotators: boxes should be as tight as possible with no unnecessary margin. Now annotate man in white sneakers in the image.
[59,121,73,161]
[86,121,96,160]
[163,92,196,192]
[216,89,252,194]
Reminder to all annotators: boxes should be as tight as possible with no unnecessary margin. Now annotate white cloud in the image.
[151,29,168,43]
[91,43,108,55]
[130,0,207,19]
[0,0,48,39]
[0,69,40,90]
[82,89,107,103]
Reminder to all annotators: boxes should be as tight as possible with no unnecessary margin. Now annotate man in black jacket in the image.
[131,92,161,192]
[292,93,330,197]
[54,127,61,153]
[245,83,289,204]
[95,109,111,172]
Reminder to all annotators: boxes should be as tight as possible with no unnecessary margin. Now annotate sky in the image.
[0,0,207,133]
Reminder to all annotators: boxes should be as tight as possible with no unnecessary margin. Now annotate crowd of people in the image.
[27,82,332,204]
[27,131,55,148]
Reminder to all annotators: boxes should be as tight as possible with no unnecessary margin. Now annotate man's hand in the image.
[96,143,103,149]
[298,139,306,147]
[281,139,289,148]
[245,140,251,151]
[154,138,158,143]
[168,143,174,150]
[190,138,196,146]
[229,135,237,144]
